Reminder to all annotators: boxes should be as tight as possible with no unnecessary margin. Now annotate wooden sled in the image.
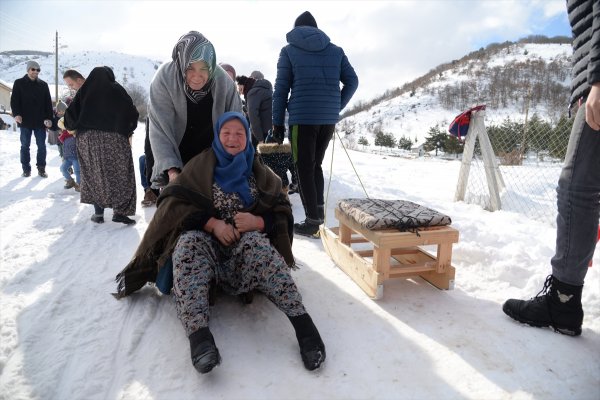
[321,207,459,299]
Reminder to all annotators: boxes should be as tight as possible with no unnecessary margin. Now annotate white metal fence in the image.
[455,109,573,225]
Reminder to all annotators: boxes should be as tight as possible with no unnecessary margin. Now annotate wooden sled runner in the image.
[321,199,459,299]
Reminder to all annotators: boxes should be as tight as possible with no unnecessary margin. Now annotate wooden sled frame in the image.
[321,208,459,299]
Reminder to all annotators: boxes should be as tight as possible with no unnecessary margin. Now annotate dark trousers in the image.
[551,104,600,286]
[291,124,335,223]
[139,155,150,190]
[20,127,47,172]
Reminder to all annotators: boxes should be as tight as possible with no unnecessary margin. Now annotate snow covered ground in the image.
[0,120,599,400]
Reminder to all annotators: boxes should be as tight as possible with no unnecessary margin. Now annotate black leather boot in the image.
[289,313,326,370]
[503,275,584,336]
[189,327,221,373]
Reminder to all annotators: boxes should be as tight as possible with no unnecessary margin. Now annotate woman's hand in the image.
[586,83,600,131]
[167,168,180,182]
[233,212,264,233]
[206,218,240,246]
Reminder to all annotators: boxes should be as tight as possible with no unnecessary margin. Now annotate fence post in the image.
[454,110,504,211]
[476,112,502,211]
[454,118,478,202]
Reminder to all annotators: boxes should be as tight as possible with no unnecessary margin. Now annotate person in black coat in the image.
[64,66,139,225]
[10,60,53,177]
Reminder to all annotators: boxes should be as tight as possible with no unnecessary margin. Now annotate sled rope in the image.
[325,132,421,235]
[324,130,370,223]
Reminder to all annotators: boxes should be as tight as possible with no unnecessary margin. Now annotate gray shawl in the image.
[148,62,242,186]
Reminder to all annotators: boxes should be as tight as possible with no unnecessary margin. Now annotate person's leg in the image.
[19,127,33,174]
[33,128,47,172]
[91,203,105,223]
[314,125,335,220]
[60,159,71,180]
[241,232,306,316]
[551,106,600,285]
[173,231,219,335]
[239,232,325,370]
[503,105,599,336]
[139,154,149,190]
[140,154,158,206]
[293,125,321,223]
[72,157,81,184]
[172,230,221,373]
[111,135,137,223]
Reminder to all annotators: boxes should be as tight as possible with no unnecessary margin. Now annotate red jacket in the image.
[58,129,73,144]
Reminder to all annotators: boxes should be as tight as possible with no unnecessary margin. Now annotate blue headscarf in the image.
[212,112,255,207]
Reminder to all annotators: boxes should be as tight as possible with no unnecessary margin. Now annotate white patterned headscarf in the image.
[172,31,217,103]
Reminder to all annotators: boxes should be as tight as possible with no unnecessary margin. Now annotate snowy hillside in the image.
[341,42,573,148]
[0,50,162,97]
[1,41,572,149]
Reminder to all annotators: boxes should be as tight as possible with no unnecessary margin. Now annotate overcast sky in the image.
[0,0,571,104]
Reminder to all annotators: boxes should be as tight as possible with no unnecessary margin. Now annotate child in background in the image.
[57,116,80,191]
[49,100,68,158]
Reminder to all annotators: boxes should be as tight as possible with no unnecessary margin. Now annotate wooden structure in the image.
[321,208,459,299]
[454,108,505,211]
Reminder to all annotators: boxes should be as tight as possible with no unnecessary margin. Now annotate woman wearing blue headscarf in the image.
[115,112,326,373]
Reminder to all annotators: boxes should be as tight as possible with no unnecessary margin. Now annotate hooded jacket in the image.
[273,26,358,126]
[246,78,273,141]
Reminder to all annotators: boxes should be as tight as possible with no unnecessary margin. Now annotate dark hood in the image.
[286,26,330,52]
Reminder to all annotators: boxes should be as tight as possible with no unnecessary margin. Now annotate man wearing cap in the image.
[272,11,359,237]
[10,60,53,178]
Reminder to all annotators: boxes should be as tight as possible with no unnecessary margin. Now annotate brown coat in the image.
[114,148,294,298]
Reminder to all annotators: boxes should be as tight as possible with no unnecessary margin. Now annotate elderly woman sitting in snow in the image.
[114,112,325,374]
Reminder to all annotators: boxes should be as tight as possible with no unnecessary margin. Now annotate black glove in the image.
[272,125,285,144]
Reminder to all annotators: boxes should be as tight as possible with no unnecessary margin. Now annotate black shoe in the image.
[190,327,221,374]
[21,170,31,177]
[288,183,298,195]
[289,313,326,371]
[112,214,136,225]
[38,168,48,178]
[299,335,326,371]
[503,275,583,336]
[294,220,321,238]
[91,214,104,224]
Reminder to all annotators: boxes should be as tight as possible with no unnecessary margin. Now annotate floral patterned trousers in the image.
[172,230,306,336]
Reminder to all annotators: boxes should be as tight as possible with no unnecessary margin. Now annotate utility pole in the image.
[55,30,58,106]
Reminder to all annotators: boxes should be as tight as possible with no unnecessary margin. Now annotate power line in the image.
[0,11,55,52]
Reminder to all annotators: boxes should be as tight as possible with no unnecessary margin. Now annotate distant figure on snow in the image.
[64,67,139,225]
[11,60,53,178]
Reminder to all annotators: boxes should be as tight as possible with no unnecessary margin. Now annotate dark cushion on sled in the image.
[337,198,452,231]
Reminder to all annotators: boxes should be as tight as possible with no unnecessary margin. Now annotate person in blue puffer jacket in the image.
[272,11,358,237]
